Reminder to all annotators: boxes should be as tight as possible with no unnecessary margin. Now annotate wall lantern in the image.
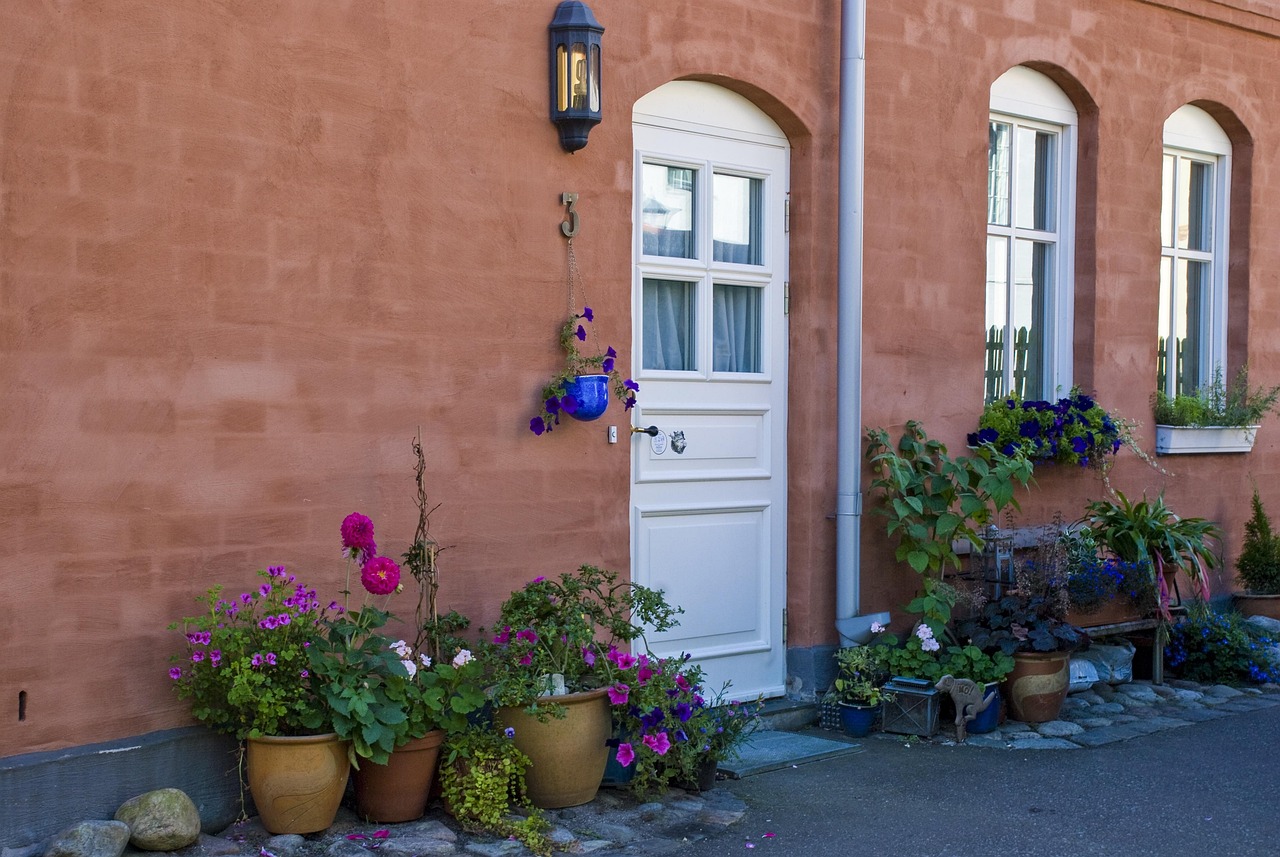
[549,0,604,153]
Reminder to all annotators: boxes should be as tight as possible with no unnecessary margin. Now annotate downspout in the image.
[834,0,888,645]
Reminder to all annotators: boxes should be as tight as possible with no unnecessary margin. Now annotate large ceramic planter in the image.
[1233,592,1280,622]
[1155,424,1258,454]
[1002,651,1070,723]
[497,687,611,808]
[245,733,349,834]
[837,702,878,738]
[1066,599,1142,629]
[352,729,445,823]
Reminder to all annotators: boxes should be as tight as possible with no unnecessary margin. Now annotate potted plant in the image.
[831,645,891,737]
[1152,366,1280,454]
[955,543,1085,723]
[971,388,1129,471]
[935,643,1014,735]
[485,565,681,808]
[865,420,1035,639]
[437,722,551,855]
[168,566,348,834]
[671,683,762,790]
[1233,488,1280,620]
[529,306,639,435]
[1080,491,1221,619]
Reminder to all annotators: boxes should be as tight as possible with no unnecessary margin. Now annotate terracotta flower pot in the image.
[1002,651,1070,723]
[1066,599,1140,628]
[1233,592,1280,622]
[352,729,446,823]
[497,687,611,808]
[245,733,349,834]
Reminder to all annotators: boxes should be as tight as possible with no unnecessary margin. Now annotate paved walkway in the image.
[161,678,1280,857]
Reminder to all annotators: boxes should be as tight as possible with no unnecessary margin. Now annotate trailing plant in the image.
[438,724,551,856]
[1080,491,1221,618]
[1166,604,1280,685]
[529,306,639,435]
[1153,366,1280,428]
[1237,488,1280,595]
[865,421,1034,637]
[971,388,1128,470]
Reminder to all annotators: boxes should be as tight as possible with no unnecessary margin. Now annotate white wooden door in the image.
[630,83,789,701]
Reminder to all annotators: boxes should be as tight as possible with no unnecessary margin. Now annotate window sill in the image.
[1154,424,1258,455]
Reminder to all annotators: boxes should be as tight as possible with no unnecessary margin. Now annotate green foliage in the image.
[865,421,1033,637]
[832,646,890,706]
[1166,604,1280,685]
[867,631,943,682]
[973,388,1125,469]
[1153,366,1280,427]
[439,726,550,856]
[955,538,1084,655]
[484,565,682,711]
[168,568,330,740]
[1237,489,1280,595]
[1080,491,1221,613]
[937,644,1014,684]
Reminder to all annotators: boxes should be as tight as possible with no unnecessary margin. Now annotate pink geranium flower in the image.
[361,556,401,595]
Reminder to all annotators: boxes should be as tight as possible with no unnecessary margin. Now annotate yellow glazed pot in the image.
[497,687,610,809]
[245,733,350,834]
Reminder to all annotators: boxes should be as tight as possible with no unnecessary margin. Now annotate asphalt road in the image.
[682,705,1280,857]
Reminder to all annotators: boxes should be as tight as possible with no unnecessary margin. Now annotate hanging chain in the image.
[566,237,581,315]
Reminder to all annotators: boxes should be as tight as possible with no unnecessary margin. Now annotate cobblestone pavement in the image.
[870,678,1280,750]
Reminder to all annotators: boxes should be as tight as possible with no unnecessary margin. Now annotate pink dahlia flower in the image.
[361,556,401,596]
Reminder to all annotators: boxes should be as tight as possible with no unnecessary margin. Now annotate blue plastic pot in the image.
[564,374,610,421]
[967,684,1001,735]
[838,702,878,738]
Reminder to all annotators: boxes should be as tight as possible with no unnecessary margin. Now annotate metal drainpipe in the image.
[835,0,888,645]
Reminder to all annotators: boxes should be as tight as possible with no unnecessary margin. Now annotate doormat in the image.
[718,730,863,778]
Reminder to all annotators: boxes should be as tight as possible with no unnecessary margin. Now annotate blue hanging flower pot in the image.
[563,374,610,422]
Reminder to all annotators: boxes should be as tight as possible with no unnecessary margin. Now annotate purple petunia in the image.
[575,324,586,342]
[582,306,594,322]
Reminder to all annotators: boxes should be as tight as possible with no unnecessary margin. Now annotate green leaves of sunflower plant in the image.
[866,421,1035,636]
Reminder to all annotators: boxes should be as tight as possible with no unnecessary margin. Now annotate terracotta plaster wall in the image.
[858,0,1280,617]
[0,1,841,757]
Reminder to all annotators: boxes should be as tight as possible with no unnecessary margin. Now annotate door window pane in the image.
[713,174,763,265]
[1012,239,1050,400]
[713,284,762,372]
[1178,159,1213,252]
[642,278,696,371]
[984,236,1009,401]
[641,163,696,259]
[1175,259,1209,395]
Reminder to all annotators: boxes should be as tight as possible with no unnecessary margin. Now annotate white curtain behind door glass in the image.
[713,284,761,372]
[643,278,696,370]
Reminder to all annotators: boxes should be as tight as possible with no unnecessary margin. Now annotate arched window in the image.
[1158,105,1231,397]
[985,67,1077,402]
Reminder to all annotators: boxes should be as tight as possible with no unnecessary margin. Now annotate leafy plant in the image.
[168,566,333,739]
[1080,491,1221,617]
[865,624,944,681]
[1166,604,1280,685]
[972,388,1127,470]
[484,565,682,711]
[529,306,639,435]
[1237,488,1280,595]
[438,724,550,855]
[865,421,1034,637]
[937,644,1014,685]
[956,539,1085,655]
[832,646,891,706]
[1153,366,1280,428]
[1065,554,1155,615]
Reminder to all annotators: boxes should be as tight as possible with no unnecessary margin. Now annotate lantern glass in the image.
[588,44,600,111]
[570,43,588,109]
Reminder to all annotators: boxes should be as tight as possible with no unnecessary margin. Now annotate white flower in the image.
[391,639,412,658]
[914,624,935,642]
[452,649,474,667]
[920,637,940,652]
[419,653,432,668]
[401,659,418,678]
[870,621,886,634]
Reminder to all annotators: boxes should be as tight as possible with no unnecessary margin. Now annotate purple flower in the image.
[606,345,616,358]
[674,702,693,722]
[615,742,635,767]
[545,396,561,415]
[265,652,277,666]
[210,650,222,667]
[582,646,597,667]
[191,651,205,663]
[602,357,614,374]
[268,565,285,577]
[251,654,264,667]
[504,727,516,739]
[582,306,594,322]
[561,394,580,415]
[530,418,546,435]
[169,667,183,680]
[494,626,512,645]
[241,593,253,605]
[607,684,630,705]
[575,324,586,342]
[516,629,538,644]
[277,613,291,626]
[643,732,672,756]
[624,378,639,392]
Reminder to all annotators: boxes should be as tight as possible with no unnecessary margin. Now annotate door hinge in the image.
[783,281,790,315]
[784,194,791,233]
[782,608,788,646]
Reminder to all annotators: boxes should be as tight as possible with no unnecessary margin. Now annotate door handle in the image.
[631,425,660,437]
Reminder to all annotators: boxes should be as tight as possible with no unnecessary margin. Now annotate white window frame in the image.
[1159,105,1231,397]
[986,66,1077,402]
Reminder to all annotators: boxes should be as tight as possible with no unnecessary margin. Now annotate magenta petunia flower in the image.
[516,629,538,644]
[360,556,401,595]
[607,684,630,705]
[494,626,511,645]
[615,742,635,767]
[519,653,533,666]
[582,646,597,667]
[643,732,671,756]
[637,663,654,684]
